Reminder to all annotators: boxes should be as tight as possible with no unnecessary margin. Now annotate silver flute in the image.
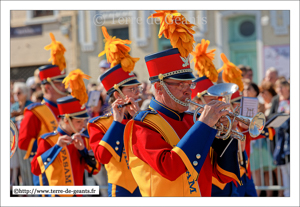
[117,98,142,108]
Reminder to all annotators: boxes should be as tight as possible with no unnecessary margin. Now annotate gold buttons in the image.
[265,132,269,136]
[196,154,201,159]
[44,162,47,165]
[47,158,51,162]
[116,141,120,145]
[193,161,198,166]
[115,147,119,151]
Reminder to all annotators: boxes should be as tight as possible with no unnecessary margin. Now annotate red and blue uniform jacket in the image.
[18,98,59,159]
[31,126,100,196]
[123,98,241,197]
[87,112,140,197]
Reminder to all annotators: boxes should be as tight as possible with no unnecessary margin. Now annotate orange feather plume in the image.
[62,69,91,106]
[44,33,66,72]
[98,26,139,73]
[218,53,244,92]
[149,10,195,58]
[191,39,218,82]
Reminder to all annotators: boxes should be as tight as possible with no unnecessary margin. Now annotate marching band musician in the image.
[190,78,241,197]
[31,69,100,196]
[123,11,241,197]
[18,33,69,186]
[229,91,258,196]
[87,27,142,197]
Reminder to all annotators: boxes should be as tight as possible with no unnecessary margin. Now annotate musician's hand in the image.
[112,98,126,123]
[125,96,140,117]
[198,100,230,127]
[72,133,85,151]
[57,135,72,148]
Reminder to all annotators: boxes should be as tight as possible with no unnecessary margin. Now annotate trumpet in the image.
[186,98,246,141]
[186,83,266,141]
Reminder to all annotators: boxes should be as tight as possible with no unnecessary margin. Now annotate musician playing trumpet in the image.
[123,22,243,195]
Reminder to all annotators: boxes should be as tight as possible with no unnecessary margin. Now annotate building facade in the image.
[11,10,290,85]
[10,10,79,81]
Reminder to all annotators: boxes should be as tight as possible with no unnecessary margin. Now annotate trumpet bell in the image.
[207,83,239,97]
[249,112,266,137]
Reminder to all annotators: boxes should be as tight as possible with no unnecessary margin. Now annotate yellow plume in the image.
[44,33,66,72]
[62,69,91,106]
[98,27,139,73]
[218,53,244,91]
[191,39,218,82]
[149,10,195,58]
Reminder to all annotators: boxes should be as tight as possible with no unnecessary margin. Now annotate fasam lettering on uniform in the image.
[51,121,57,130]
[61,149,72,184]
[186,171,197,194]
[122,148,130,169]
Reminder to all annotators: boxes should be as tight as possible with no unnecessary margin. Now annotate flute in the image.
[68,128,86,145]
[117,98,142,108]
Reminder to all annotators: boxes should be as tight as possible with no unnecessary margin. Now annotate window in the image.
[239,21,255,37]
[32,10,54,18]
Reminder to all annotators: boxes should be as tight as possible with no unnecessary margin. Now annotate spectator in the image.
[243,80,275,197]
[10,82,33,126]
[259,80,283,196]
[238,65,253,82]
[10,82,33,189]
[260,81,277,120]
[265,67,278,85]
[273,79,290,197]
[99,60,110,74]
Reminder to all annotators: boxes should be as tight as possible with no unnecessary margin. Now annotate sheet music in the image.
[241,97,258,118]
[86,90,101,107]
[266,114,290,128]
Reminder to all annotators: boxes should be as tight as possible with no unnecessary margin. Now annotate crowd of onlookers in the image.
[239,65,290,197]
[10,61,290,197]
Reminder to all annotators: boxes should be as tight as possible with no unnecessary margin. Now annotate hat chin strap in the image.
[47,78,69,96]
[65,114,79,134]
[160,80,189,107]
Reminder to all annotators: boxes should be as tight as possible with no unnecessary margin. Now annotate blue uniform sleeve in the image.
[212,138,241,185]
[99,121,125,162]
[39,144,62,172]
[172,121,218,181]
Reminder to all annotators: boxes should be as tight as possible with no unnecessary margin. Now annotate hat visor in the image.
[70,112,89,119]
[168,72,196,81]
[107,79,141,96]
[122,79,141,86]
[41,76,66,84]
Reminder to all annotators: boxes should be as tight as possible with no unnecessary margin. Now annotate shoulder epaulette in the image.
[133,108,158,122]
[41,131,57,139]
[26,102,43,110]
[88,112,112,123]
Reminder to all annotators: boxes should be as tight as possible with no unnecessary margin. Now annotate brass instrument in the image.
[10,120,18,158]
[186,83,266,141]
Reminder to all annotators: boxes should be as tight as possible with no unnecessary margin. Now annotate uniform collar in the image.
[57,126,71,136]
[149,97,184,121]
[43,98,58,108]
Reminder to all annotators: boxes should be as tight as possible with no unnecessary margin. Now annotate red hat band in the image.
[99,64,140,95]
[39,65,66,84]
[191,76,215,100]
[57,96,88,118]
[230,90,242,103]
[145,48,195,83]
